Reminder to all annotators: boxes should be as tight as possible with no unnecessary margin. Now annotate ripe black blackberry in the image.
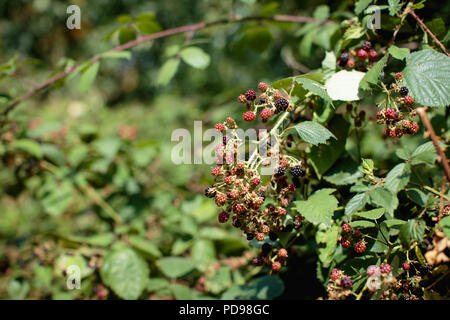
[246,233,254,241]
[232,219,241,228]
[274,167,285,177]
[275,98,289,112]
[338,52,349,67]
[290,165,305,177]
[399,86,409,96]
[204,186,216,198]
[362,41,372,51]
[269,232,278,241]
[258,192,266,200]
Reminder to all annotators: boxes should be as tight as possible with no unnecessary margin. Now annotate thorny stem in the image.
[1,15,330,119]
[416,107,450,182]
[407,9,450,57]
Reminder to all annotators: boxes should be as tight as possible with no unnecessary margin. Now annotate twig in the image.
[1,14,331,118]
[416,107,450,182]
[407,9,450,56]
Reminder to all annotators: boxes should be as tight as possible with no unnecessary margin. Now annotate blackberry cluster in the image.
[337,41,380,70]
[327,268,354,300]
[338,225,363,252]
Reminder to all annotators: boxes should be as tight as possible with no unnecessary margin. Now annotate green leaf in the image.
[171,284,194,300]
[316,225,340,267]
[402,49,450,107]
[128,235,162,259]
[355,0,373,15]
[326,70,365,101]
[354,208,385,220]
[78,62,100,93]
[371,221,390,253]
[345,192,368,216]
[118,28,136,44]
[369,187,398,215]
[349,220,376,229]
[40,179,73,216]
[296,78,333,105]
[147,278,170,292]
[157,257,196,278]
[100,247,149,300]
[156,58,180,86]
[180,47,210,69]
[343,25,364,40]
[294,188,338,227]
[406,188,429,207]
[221,275,284,300]
[99,51,132,60]
[93,136,121,159]
[7,280,30,300]
[410,141,441,166]
[388,0,402,16]
[307,115,350,178]
[135,21,161,35]
[384,163,411,194]
[322,51,336,72]
[295,121,336,146]
[440,216,450,238]
[399,219,426,248]
[359,54,388,90]
[323,158,362,185]
[388,45,410,60]
[191,239,216,271]
[12,139,43,158]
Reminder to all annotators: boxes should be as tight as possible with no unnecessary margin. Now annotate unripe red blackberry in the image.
[340,276,353,289]
[342,223,351,233]
[380,263,391,274]
[227,189,239,199]
[272,261,282,272]
[255,233,265,241]
[357,49,368,60]
[354,241,366,253]
[275,98,289,112]
[399,86,408,96]
[252,257,263,266]
[408,121,419,134]
[214,123,226,132]
[402,262,410,271]
[353,229,361,237]
[330,268,341,280]
[224,176,234,185]
[340,237,351,248]
[211,166,223,176]
[251,177,261,186]
[277,248,288,258]
[243,111,255,122]
[368,50,378,60]
[347,59,355,68]
[290,165,305,177]
[274,167,285,177]
[226,117,237,129]
[278,207,287,216]
[385,108,396,119]
[258,82,268,92]
[260,108,272,121]
[218,211,229,223]
[245,90,257,101]
[395,72,403,80]
[215,193,227,206]
[233,203,245,213]
[238,94,247,104]
[362,41,372,51]
[272,91,282,100]
[403,95,414,105]
[395,128,403,138]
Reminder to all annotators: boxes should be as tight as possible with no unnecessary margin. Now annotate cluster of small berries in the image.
[337,41,379,70]
[339,223,366,253]
[327,268,354,300]
[237,82,294,123]
[376,72,419,138]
